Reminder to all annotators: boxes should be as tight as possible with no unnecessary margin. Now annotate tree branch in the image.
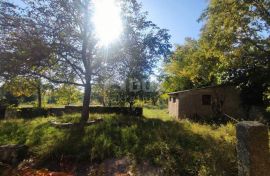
[30,72,84,87]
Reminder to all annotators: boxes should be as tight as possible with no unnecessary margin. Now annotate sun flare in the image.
[92,0,123,46]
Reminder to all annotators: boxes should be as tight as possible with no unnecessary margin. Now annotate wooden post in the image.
[236,121,270,176]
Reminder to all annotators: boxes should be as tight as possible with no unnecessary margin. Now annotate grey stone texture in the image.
[0,144,28,165]
[236,121,270,176]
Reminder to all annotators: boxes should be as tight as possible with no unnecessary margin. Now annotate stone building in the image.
[168,85,246,119]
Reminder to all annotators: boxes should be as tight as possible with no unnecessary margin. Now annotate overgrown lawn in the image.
[0,109,237,175]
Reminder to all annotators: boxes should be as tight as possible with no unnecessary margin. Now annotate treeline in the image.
[163,0,270,112]
[0,76,163,108]
[0,80,83,107]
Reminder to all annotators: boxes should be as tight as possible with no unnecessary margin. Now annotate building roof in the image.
[167,85,231,95]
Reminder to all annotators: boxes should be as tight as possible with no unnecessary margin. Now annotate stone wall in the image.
[3,106,143,119]
[4,107,65,119]
[236,121,270,176]
[65,106,143,116]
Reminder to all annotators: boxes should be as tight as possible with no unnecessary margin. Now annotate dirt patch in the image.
[1,156,162,176]
[88,157,163,176]
[88,157,133,176]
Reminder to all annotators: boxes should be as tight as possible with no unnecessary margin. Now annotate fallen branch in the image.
[50,118,103,129]
[224,113,239,123]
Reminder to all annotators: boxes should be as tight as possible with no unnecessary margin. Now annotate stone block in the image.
[236,121,270,176]
[0,144,28,165]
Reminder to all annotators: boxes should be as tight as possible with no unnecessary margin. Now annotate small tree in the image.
[3,77,45,107]
[54,85,82,105]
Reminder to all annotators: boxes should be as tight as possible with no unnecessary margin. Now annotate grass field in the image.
[0,108,237,175]
[143,108,173,121]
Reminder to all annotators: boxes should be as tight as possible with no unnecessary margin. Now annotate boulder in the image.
[0,144,28,165]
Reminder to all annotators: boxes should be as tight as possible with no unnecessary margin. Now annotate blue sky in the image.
[11,0,208,45]
[139,0,208,45]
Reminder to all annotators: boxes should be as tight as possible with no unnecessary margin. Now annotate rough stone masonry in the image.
[236,121,270,176]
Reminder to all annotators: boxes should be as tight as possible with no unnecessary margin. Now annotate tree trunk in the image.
[129,99,134,110]
[68,86,71,105]
[79,0,91,127]
[102,92,106,107]
[102,98,106,107]
[80,80,91,125]
[37,82,42,108]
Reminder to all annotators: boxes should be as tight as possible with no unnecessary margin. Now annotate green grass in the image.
[0,108,237,175]
[143,108,172,121]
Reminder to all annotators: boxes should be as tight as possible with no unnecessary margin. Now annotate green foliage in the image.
[1,0,172,122]
[0,92,19,107]
[1,78,53,108]
[264,86,270,103]
[133,99,145,107]
[199,0,270,107]
[0,109,237,175]
[163,0,270,112]
[3,77,38,97]
[162,38,220,93]
[54,85,82,105]
[92,83,126,106]
[0,117,66,158]
[0,119,28,144]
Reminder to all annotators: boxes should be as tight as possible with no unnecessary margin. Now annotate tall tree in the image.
[200,0,270,108]
[0,0,171,126]
[117,1,171,107]
[162,38,219,92]
[163,0,270,113]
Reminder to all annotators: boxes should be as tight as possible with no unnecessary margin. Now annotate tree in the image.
[145,81,160,106]
[91,1,171,108]
[162,38,219,92]
[0,86,19,107]
[0,0,171,126]
[3,77,44,107]
[163,0,269,114]
[54,84,82,105]
[200,0,270,109]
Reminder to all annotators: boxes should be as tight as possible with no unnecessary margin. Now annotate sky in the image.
[11,0,208,45]
[139,0,208,45]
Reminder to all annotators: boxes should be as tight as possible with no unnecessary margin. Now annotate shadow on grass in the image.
[29,114,237,176]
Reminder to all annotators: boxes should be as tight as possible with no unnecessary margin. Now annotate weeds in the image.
[0,109,237,175]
